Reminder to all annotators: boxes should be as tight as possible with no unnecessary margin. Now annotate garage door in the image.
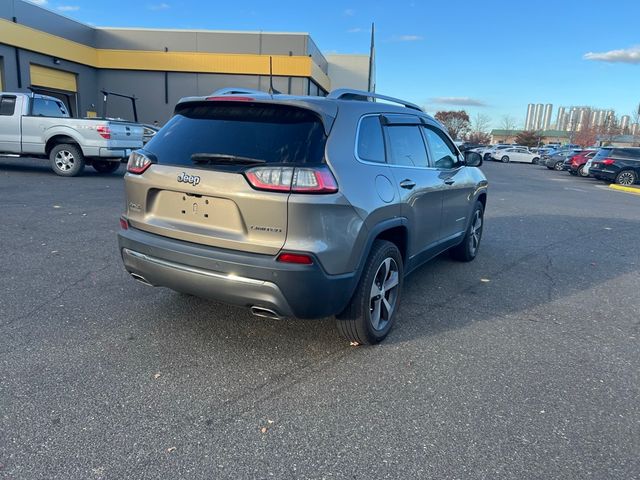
[30,64,77,92]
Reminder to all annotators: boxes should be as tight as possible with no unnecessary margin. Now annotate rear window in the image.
[144,102,327,166]
[32,98,69,117]
[593,148,613,160]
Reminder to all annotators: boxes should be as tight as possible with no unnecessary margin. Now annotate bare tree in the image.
[467,113,492,144]
[500,115,517,132]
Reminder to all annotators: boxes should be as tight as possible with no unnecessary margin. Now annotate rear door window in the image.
[144,102,327,167]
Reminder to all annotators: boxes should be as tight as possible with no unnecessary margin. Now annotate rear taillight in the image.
[277,252,314,265]
[244,166,338,194]
[119,217,129,230]
[602,158,615,165]
[97,125,111,139]
[127,151,153,174]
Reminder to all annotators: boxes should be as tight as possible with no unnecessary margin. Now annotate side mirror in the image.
[464,151,483,167]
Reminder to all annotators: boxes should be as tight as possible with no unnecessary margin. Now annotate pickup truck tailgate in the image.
[109,122,144,146]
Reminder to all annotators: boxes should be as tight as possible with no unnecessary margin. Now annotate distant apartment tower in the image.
[533,104,543,130]
[525,104,535,130]
[542,104,553,130]
[556,107,567,130]
[620,115,631,133]
[631,123,640,136]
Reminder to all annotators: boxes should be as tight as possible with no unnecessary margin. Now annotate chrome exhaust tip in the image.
[250,306,283,320]
[130,272,153,286]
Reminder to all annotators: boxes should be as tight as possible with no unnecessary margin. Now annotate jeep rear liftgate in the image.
[123,100,328,256]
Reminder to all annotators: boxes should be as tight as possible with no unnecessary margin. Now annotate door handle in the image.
[444,179,455,185]
[399,179,416,190]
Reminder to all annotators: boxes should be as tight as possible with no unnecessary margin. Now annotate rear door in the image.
[125,100,328,255]
[0,95,21,153]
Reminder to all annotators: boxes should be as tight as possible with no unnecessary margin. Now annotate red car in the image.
[568,150,596,177]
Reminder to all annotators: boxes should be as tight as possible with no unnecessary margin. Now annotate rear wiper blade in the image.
[191,153,266,165]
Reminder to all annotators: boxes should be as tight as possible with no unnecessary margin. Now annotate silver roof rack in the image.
[209,87,270,96]
[327,88,423,112]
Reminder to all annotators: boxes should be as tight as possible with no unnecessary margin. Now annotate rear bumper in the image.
[589,168,615,181]
[98,147,132,159]
[117,226,358,319]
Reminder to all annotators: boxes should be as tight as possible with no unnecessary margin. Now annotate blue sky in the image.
[31,0,640,128]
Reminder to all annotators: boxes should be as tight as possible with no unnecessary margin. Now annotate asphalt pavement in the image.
[0,158,639,479]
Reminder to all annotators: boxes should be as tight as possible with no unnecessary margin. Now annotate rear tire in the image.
[450,201,484,262]
[578,165,588,177]
[50,144,85,177]
[532,157,540,165]
[615,170,637,186]
[336,240,403,345]
[501,156,510,163]
[92,160,121,174]
[554,161,564,171]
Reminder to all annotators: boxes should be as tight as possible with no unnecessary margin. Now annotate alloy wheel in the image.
[469,209,483,256]
[369,258,400,331]
[617,171,636,186]
[54,150,75,171]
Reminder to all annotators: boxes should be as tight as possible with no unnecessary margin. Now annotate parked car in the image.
[492,146,540,164]
[545,149,582,170]
[589,147,640,185]
[482,144,514,161]
[0,92,143,176]
[117,88,488,344]
[566,150,596,176]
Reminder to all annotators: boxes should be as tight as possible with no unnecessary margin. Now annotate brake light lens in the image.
[97,125,111,139]
[119,217,129,230]
[602,158,615,165]
[127,150,153,174]
[277,253,314,265]
[244,166,338,194]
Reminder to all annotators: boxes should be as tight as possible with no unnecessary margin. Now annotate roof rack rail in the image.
[209,87,270,96]
[327,88,423,112]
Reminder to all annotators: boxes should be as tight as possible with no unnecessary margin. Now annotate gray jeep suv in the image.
[117,88,488,344]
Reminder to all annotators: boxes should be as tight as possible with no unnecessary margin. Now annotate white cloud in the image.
[344,8,355,16]
[584,46,640,64]
[429,97,487,107]
[28,0,48,5]
[57,5,79,11]
[392,34,424,42]
[149,2,170,10]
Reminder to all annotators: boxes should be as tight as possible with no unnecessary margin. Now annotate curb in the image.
[609,184,640,195]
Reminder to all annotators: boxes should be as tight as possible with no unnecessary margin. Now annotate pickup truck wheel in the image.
[50,144,85,177]
[93,160,121,174]
[336,240,403,345]
[450,201,484,262]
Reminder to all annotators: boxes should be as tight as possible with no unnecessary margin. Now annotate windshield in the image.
[144,102,327,167]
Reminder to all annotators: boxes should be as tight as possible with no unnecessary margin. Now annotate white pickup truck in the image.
[0,92,143,176]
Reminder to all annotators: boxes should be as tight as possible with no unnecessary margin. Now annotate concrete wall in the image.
[326,54,370,91]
